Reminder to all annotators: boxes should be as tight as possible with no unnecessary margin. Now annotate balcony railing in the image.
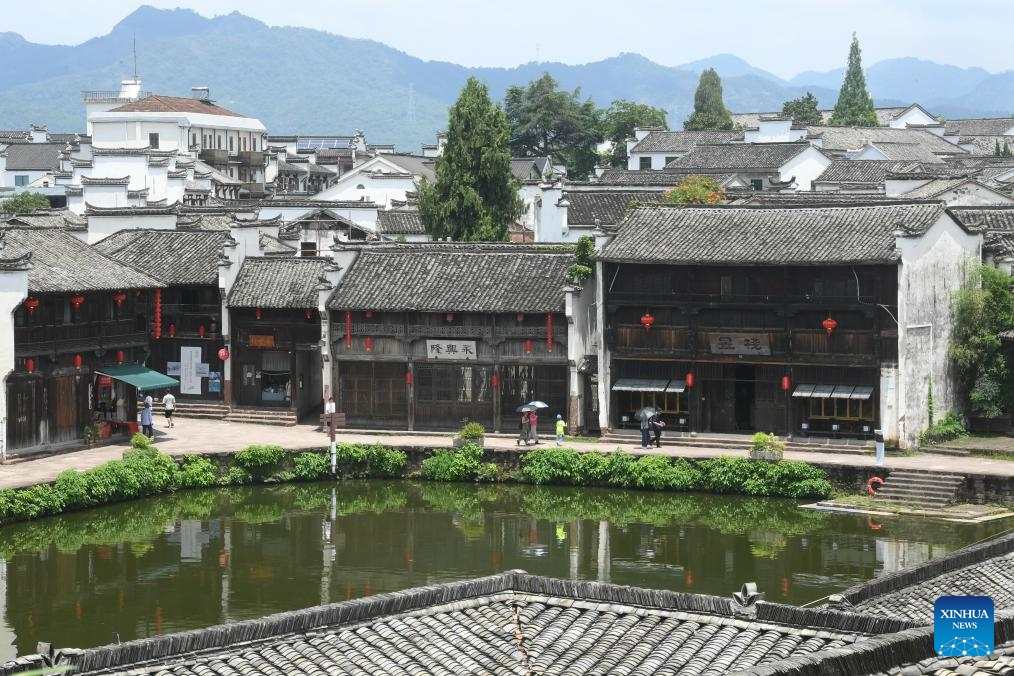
[199,148,229,165]
[238,151,265,166]
[15,319,147,355]
[612,325,690,352]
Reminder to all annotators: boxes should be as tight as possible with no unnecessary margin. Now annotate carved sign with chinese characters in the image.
[708,333,772,356]
[425,340,478,360]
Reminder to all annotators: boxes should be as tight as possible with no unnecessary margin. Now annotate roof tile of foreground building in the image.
[665,142,814,171]
[109,94,245,117]
[565,190,664,226]
[93,229,229,286]
[5,572,918,676]
[328,246,574,313]
[227,256,330,308]
[598,202,947,266]
[629,130,744,154]
[593,169,736,187]
[376,206,425,235]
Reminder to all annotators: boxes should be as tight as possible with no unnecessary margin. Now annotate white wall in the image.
[931,184,1014,206]
[889,107,938,129]
[86,213,178,244]
[886,178,930,197]
[780,147,832,191]
[895,214,982,447]
[565,281,595,432]
[0,266,29,462]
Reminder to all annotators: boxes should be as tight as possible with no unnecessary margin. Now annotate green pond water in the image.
[0,481,1007,659]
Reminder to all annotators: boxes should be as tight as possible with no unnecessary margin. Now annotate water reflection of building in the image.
[875,539,935,575]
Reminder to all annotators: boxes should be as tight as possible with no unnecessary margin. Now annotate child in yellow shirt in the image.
[555,414,566,446]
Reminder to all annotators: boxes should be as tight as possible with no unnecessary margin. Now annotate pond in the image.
[0,481,1007,660]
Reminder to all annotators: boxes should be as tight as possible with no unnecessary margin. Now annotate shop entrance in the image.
[734,365,755,431]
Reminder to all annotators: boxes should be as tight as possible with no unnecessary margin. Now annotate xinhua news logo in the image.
[934,596,994,657]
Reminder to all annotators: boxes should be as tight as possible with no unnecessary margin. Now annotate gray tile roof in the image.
[328,246,573,312]
[510,157,550,180]
[377,207,425,235]
[566,190,664,225]
[1,227,162,293]
[962,135,1014,156]
[834,532,1014,625]
[259,232,296,256]
[945,118,1014,136]
[732,106,926,130]
[228,257,329,308]
[28,572,917,676]
[0,209,86,230]
[93,229,229,286]
[901,177,994,199]
[666,142,813,171]
[2,143,63,171]
[815,160,914,185]
[594,169,735,187]
[630,130,743,154]
[599,203,946,266]
[864,141,950,164]
[806,126,962,156]
[949,206,1014,231]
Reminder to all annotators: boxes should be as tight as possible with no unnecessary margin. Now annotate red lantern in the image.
[405,371,413,385]
[344,310,352,348]
[218,347,230,361]
[73,354,82,369]
[198,325,206,338]
[364,336,373,351]
[446,312,455,322]
[70,294,85,310]
[822,316,838,336]
[686,372,695,389]
[365,311,374,318]
[516,312,524,322]
[23,297,39,314]
[305,309,314,320]
[525,339,533,354]
[168,323,176,338]
[546,313,553,353]
[640,312,655,332]
[117,350,124,365]
[112,291,127,307]
[781,375,791,392]
[491,374,500,388]
[255,308,262,320]
[25,358,34,374]
[153,289,162,339]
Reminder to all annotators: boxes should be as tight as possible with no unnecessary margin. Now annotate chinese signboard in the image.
[425,340,478,360]
[180,346,203,394]
[708,332,772,356]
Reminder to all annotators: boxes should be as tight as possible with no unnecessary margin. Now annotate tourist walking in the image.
[650,412,666,448]
[323,396,336,433]
[162,390,176,428]
[140,392,154,438]
[517,411,531,446]
[529,409,540,445]
[555,414,566,446]
[639,410,651,448]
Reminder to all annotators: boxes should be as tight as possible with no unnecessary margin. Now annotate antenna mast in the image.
[133,34,138,80]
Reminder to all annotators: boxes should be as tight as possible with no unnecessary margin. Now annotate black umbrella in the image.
[635,406,657,422]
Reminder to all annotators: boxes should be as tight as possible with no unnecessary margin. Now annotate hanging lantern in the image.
[546,313,553,353]
[365,310,374,318]
[255,308,262,320]
[446,312,455,322]
[686,372,695,389]
[117,350,125,365]
[153,289,162,339]
[822,316,838,336]
[23,297,39,314]
[218,347,230,361]
[524,339,533,354]
[168,323,176,338]
[345,310,352,348]
[364,336,373,352]
[306,309,315,320]
[198,325,206,338]
[25,358,34,374]
[491,373,499,388]
[73,354,83,369]
[516,312,525,322]
[70,294,86,310]
[405,371,413,385]
[781,375,792,392]
[134,289,142,297]
[112,291,127,307]
[640,312,655,332]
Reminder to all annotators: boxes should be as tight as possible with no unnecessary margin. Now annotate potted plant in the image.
[749,432,784,462]
[453,421,486,449]
[83,424,99,447]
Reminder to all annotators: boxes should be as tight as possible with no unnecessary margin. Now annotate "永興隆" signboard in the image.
[425,340,477,360]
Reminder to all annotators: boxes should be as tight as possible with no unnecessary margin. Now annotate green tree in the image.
[0,192,50,214]
[950,265,1014,418]
[683,69,733,131]
[661,176,727,205]
[418,77,524,242]
[602,99,669,168]
[781,92,823,126]
[504,73,604,180]
[829,33,878,127]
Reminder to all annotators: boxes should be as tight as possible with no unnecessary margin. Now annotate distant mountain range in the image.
[0,6,1011,151]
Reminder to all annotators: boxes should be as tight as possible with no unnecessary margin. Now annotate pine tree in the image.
[418,77,525,241]
[683,69,734,131]
[781,92,823,126]
[829,33,878,127]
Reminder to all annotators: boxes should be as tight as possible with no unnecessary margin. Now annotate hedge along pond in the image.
[0,436,834,526]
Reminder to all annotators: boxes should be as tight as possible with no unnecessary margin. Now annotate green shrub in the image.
[8,484,64,520]
[422,444,483,482]
[749,432,784,461]
[130,432,152,449]
[521,447,585,485]
[235,444,286,468]
[604,450,637,487]
[55,470,90,510]
[919,411,967,446]
[84,460,141,502]
[179,456,219,488]
[699,457,755,493]
[565,263,593,283]
[123,448,181,495]
[365,443,407,477]
[630,456,702,491]
[223,466,253,485]
[577,452,610,483]
[457,421,486,440]
[293,451,330,480]
[476,462,503,483]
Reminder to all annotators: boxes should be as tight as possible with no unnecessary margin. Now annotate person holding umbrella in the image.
[516,406,532,446]
[637,406,655,449]
[529,408,539,445]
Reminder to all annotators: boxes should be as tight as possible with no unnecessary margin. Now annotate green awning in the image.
[96,364,180,391]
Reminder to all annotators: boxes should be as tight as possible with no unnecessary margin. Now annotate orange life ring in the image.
[867,516,882,530]
[867,476,884,496]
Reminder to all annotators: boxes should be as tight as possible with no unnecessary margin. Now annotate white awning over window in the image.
[811,384,837,399]
[830,385,855,399]
[667,380,687,393]
[612,378,670,392]
[791,383,816,398]
[850,386,875,400]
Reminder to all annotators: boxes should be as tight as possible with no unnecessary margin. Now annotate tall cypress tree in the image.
[829,33,878,127]
[418,77,525,241]
[683,69,734,131]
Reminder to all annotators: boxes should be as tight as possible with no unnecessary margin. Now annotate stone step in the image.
[225,409,299,427]
[598,433,871,455]
[171,401,230,420]
[887,469,965,480]
[877,487,953,501]
[881,476,965,489]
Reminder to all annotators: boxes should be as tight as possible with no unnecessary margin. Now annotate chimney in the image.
[192,86,210,101]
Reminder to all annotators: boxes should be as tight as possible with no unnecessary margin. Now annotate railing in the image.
[792,329,875,356]
[612,325,691,352]
[407,324,493,339]
[15,320,146,354]
[238,151,265,166]
[336,322,406,337]
[494,326,549,338]
[161,303,221,316]
[608,291,879,306]
[81,90,151,102]
[199,148,229,165]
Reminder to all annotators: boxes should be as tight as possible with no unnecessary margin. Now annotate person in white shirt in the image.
[161,390,176,428]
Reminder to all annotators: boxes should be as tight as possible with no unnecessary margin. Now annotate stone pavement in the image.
[1,418,1013,491]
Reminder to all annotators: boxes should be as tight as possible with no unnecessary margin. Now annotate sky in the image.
[3,0,1013,79]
